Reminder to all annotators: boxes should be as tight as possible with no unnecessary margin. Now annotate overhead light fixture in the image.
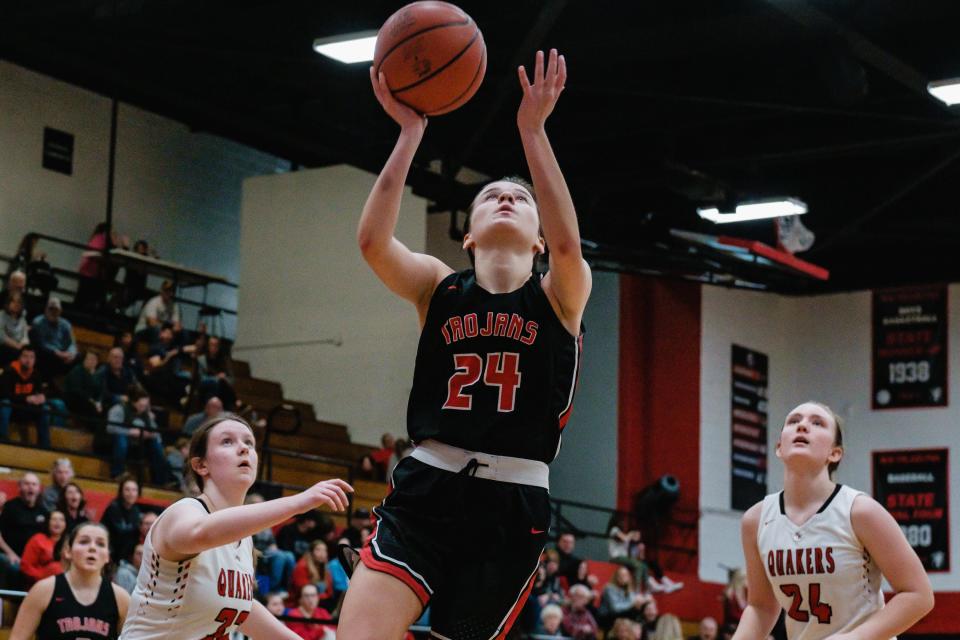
[697,198,808,224]
[313,30,378,64]
[927,78,960,106]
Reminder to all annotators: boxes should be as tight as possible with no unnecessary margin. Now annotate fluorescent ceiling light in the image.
[697,198,807,223]
[927,78,960,106]
[313,31,378,64]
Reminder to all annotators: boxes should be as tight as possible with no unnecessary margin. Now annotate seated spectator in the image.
[63,351,103,423]
[341,507,372,549]
[691,616,718,640]
[264,591,287,618]
[599,566,652,627]
[284,583,335,640]
[564,583,600,639]
[0,473,48,587]
[633,538,683,594]
[197,335,236,410]
[277,511,320,558]
[106,387,168,484]
[29,297,77,377]
[142,324,189,405]
[100,474,141,564]
[0,270,28,310]
[75,222,126,312]
[360,433,396,480]
[608,513,641,561]
[326,536,351,600]
[135,279,181,344]
[247,493,297,593]
[114,543,143,594]
[609,618,643,640]
[41,458,74,511]
[115,331,145,382]
[117,239,152,311]
[100,347,137,408]
[166,437,191,493]
[291,541,334,608]
[138,511,158,544]
[655,613,683,640]
[55,482,90,534]
[20,510,66,585]
[641,600,660,637]
[0,292,30,365]
[387,437,413,479]
[542,549,566,596]
[0,346,51,448]
[183,396,224,437]
[556,531,583,586]
[539,603,565,638]
[722,568,746,630]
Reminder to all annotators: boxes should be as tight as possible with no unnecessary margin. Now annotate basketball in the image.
[374,1,486,116]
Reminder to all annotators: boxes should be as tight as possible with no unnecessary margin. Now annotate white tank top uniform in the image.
[757,484,888,640]
[119,498,256,640]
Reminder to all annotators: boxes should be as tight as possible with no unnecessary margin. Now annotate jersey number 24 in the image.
[444,353,521,412]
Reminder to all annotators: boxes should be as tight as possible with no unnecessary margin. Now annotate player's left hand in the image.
[517,49,566,132]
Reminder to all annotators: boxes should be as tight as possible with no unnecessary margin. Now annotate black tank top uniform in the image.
[360,269,584,640]
[36,573,120,640]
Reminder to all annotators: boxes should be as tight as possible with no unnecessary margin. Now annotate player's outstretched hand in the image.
[517,49,566,132]
[303,479,354,512]
[370,66,428,134]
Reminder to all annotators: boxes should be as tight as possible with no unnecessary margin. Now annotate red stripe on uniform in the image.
[558,334,584,430]
[493,563,539,639]
[359,545,431,606]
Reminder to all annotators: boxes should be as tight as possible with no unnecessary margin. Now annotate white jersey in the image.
[119,498,256,640]
[757,484,888,640]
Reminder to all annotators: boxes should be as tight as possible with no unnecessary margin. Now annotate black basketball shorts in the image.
[359,455,550,639]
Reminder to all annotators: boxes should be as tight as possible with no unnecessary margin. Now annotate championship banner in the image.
[872,448,949,572]
[872,285,948,409]
[731,345,769,511]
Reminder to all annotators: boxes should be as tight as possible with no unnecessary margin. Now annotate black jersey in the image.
[407,269,583,464]
[36,573,120,640]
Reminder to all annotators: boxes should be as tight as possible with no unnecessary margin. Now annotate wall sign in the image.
[872,285,948,409]
[872,448,949,572]
[731,344,769,511]
[42,126,74,175]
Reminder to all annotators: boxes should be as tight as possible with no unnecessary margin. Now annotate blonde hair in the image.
[653,614,683,640]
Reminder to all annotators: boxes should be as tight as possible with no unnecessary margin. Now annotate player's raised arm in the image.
[358,68,453,320]
[517,49,591,327]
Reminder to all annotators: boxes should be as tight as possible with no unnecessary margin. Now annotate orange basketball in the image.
[374,1,486,116]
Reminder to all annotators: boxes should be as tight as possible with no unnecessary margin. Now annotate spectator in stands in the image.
[106,386,168,484]
[101,474,142,564]
[115,331,145,382]
[0,292,30,365]
[721,568,746,630]
[654,613,683,640]
[143,323,189,405]
[608,513,641,561]
[539,603,565,638]
[138,511,158,544]
[387,437,414,479]
[75,222,126,312]
[118,239,152,312]
[55,482,90,533]
[0,473,48,587]
[284,583,335,640]
[100,347,137,408]
[538,551,566,609]
[135,279,181,343]
[291,540,335,610]
[7,235,45,278]
[197,335,236,410]
[556,531,583,586]
[63,350,103,424]
[20,509,66,585]
[609,618,643,640]
[264,591,287,618]
[114,543,143,594]
[0,345,52,448]
[30,297,77,377]
[0,270,27,312]
[166,436,191,493]
[183,396,224,437]
[692,616,718,640]
[641,599,660,637]
[564,583,600,639]
[341,506,372,549]
[599,566,651,627]
[41,457,74,511]
[326,535,351,602]
[627,536,683,594]
[247,493,297,593]
[277,510,320,558]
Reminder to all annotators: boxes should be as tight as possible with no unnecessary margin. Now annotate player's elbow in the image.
[547,239,579,259]
[916,587,935,617]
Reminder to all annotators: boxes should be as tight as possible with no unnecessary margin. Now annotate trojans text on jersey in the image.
[441,312,538,346]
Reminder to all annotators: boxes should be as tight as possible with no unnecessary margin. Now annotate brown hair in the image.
[303,540,328,584]
[115,473,140,500]
[464,176,542,267]
[811,401,844,477]
[61,522,111,571]
[187,413,255,491]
